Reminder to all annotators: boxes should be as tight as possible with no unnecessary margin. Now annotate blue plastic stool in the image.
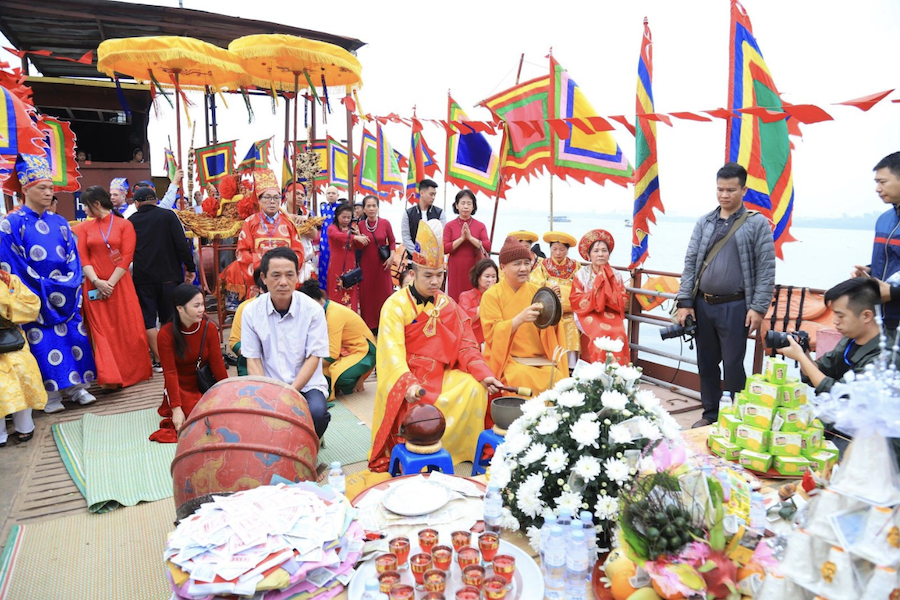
[389,443,455,476]
[471,428,506,476]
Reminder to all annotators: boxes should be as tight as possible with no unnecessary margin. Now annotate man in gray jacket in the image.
[676,162,776,427]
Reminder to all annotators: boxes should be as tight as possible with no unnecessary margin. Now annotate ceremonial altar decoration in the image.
[488,337,683,549]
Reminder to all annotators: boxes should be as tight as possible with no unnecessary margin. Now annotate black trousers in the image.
[695,297,749,422]
[301,388,331,439]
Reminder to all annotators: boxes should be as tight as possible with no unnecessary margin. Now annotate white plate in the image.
[381,479,453,517]
[348,539,544,599]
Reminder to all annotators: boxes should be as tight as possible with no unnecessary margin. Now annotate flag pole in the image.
[292,73,299,217]
[488,54,524,245]
[443,92,450,211]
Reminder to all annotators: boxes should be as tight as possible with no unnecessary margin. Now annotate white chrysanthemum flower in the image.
[570,417,601,449]
[504,431,531,456]
[637,417,661,441]
[635,389,660,412]
[520,442,547,466]
[555,491,584,513]
[575,361,607,381]
[543,447,569,473]
[594,336,624,353]
[516,490,544,518]
[557,389,586,408]
[615,365,642,383]
[594,495,620,521]
[521,397,548,421]
[601,390,628,411]
[573,455,602,482]
[659,414,682,439]
[501,507,520,530]
[608,423,633,445]
[489,457,512,488]
[605,457,630,483]
[506,418,527,438]
[526,525,542,552]
[519,472,545,498]
[536,414,560,435]
[554,377,577,392]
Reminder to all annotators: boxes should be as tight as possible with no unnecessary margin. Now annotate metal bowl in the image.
[490,396,527,431]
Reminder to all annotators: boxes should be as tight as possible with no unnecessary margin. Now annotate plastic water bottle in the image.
[327,461,346,496]
[543,525,566,600]
[749,491,766,532]
[484,484,503,534]
[540,512,558,565]
[564,530,589,600]
[567,519,582,545]
[361,578,380,600]
[557,507,572,528]
[719,391,733,416]
[579,511,597,576]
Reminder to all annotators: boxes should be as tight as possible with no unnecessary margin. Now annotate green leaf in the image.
[697,559,717,573]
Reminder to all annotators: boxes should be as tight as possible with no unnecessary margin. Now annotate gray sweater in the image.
[676,205,776,314]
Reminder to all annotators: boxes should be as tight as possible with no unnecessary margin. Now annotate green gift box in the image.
[773,407,810,432]
[806,451,837,472]
[774,456,811,476]
[742,402,775,430]
[764,356,789,385]
[770,432,803,457]
[800,429,823,458]
[735,424,771,453]
[717,414,741,443]
[819,439,840,459]
[739,449,774,472]
[709,435,742,461]
[779,381,807,409]
[746,378,780,409]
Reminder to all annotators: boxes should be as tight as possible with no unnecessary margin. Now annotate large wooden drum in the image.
[171,376,318,520]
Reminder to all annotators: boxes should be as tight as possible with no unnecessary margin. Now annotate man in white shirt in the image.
[400,178,445,253]
[240,246,331,438]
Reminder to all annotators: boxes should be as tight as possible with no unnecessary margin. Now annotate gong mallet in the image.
[406,386,427,403]
[496,385,533,397]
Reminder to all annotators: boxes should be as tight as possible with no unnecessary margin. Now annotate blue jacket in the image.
[871,206,900,322]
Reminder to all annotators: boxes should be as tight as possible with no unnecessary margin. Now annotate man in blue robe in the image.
[1,154,97,412]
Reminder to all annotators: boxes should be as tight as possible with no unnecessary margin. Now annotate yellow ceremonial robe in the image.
[481,278,569,396]
[323,300,376,400]
[530,258,581,353]
[369,288,493,471]
[0,274,48,417]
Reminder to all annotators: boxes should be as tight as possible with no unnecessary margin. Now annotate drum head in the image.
[532,286,562,329]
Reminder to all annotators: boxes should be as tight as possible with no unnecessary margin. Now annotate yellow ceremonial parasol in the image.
[97,36,247,206]
[229,34,363,211]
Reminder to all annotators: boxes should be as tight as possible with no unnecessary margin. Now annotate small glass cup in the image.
[455,587,480,600]
[462,564,486,589]
[378,570,401,594]
[418,528,439,553]
[422,593,446,600]
[423,569,447,594]
[457,546,480,569]
[388,583,415,600]
[492,554,516,587]
[431,545,453,571]
[389,536,411,570]
[478,531,500,564]
[375,553,398,574]
[451,530,472,553]
[483,575,509,599]
[410,552,433,590]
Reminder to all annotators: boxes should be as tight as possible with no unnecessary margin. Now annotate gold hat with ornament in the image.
[412,219,444,269]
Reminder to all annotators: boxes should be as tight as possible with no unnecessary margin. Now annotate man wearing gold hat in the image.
[221,169,305,301]
[481,236,569,397]
[531,231,580,366]
[369,220,502,472]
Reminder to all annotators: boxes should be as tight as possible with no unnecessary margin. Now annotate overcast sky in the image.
[3,0,899,219]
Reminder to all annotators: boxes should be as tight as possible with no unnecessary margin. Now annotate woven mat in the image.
[52,409,176,513]
[320,401,372,467]
[0,500,173,600]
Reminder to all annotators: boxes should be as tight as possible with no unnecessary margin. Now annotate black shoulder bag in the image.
[0,316,25,354]
[196,319,218,393]
[339,229,363,289]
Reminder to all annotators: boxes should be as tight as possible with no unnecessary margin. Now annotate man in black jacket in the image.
[128,186,196,371]
[400,178,445,254]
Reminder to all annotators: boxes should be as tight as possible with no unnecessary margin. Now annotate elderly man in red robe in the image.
[369,220,502,472]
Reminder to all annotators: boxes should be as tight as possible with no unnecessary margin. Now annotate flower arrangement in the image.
[488,337,683,549]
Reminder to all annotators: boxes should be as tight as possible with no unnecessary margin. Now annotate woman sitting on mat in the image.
[150,284,229,443]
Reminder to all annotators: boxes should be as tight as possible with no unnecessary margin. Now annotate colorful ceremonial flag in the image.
[195,140,235,186]
[0,85,44,159]
[481,75,551,183]
[446,96,502,198]
[630,18,664,270]
[405,130,439,202]
[356,128,379,196]
[327,137,352,190]
[376,125,404,199]
[281,144,293,191]
[39,117,81,192]
[548,56,633,186]
[237,137,273,172]
[164,148,177,181]
[726,0,796,258]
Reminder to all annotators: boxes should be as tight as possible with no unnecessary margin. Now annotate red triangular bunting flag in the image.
[782,104,833,124]
[565,118,594,135]
[836,90,894,111]
[586,116,615,132]
[669,111,712,122]
[610,115,636,136]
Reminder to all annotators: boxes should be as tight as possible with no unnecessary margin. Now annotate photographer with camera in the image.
[675,163,776,428]
[776,277,893,395]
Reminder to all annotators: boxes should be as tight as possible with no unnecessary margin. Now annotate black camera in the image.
[660,314,697,341]
[765,330,810,352]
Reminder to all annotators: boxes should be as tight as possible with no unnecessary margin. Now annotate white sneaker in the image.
[72,389,97,406]
[44,396,65,413]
